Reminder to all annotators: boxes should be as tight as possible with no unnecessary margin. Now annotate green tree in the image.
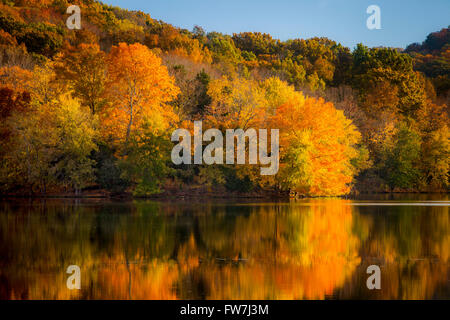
[52,95,98,193]
[120,122,173,196]
[382,122,422,190]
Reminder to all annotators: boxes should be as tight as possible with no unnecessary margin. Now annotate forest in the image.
[0,0,448,197]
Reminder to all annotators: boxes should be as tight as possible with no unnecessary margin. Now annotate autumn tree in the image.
[102,43,179,147]
[164,56,213,119]
[205,77,268,130]
[51,95,98,193]
[267,80,361,196]
[201,77,362,196]
[120,121,173,196]
[352,44,426,116]
[0,94,97,194]
[381,121,422,190]
[0,86,30,154]
[54,43,106,114]
[232,32,279,56]
[0,86,31,191]
[415,101,449,190]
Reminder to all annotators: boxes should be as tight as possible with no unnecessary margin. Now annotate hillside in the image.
[0,0,448,196]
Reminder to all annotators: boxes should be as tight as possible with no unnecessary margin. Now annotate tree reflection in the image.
[0,198,448,299]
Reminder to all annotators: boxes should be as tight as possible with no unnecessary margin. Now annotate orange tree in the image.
[101,43,180,195]
[102,42,180,148]
[268,85,361,196]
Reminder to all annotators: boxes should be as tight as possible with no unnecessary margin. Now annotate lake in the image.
[0,195,448,299]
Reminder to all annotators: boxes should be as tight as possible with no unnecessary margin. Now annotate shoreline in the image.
[0,190,448,201]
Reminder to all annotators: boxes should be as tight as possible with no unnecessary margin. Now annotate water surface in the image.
[0,196,448,299]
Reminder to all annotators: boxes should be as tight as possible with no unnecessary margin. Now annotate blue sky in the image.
[102,0,450,49]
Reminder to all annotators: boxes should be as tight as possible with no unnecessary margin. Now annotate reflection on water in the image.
[0,196,448,300]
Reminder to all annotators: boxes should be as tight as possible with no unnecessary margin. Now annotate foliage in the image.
[120,122,173,196]
[102,42,179,146]
[0,1,448,195]
[381,121,422,190]
[269,88,361,196]
[54,43,106,114]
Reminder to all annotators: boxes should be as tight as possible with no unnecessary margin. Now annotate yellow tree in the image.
[269,89,361,196]
[415,101,449,190]
[205,77,268,130]
[102,43,180,146]
[52,95,98,193]
[202,77,270,189]
[54,43,107,114]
